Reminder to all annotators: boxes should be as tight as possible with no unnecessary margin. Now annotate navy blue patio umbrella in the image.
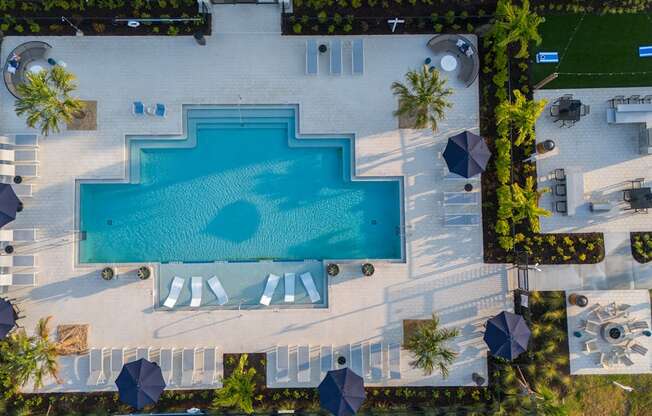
[484,311,531,361]
[0,298,17,339]
[442,131,492,178]
[0,184,20,228]
[115,358,166,409]
[318,368,366,416]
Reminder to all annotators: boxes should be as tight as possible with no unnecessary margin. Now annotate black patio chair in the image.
[554,183,567,197]
[554,168,566,181]
[623,190,633,202]
[628,95,641,104]
[555,200,567,214]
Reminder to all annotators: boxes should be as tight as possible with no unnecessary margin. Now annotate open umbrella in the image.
[483,311,531,361]
[0,298,17,339]
[442,131,491,178]
[115,358,166,409]
[0,184,20,228]
[318,368,366,416]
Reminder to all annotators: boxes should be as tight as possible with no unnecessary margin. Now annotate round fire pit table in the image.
[601,322,627,344]
[440,54,458,72]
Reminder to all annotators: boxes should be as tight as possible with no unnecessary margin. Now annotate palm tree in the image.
[403,314,459,377]
[496,89,547,147]
[391,64,453,131]
[14,66,83,136]
[494,0,544,58]
[212,354,257,414]
[0,316,60,391]
[511,176,551,233]
[520,385,569,416]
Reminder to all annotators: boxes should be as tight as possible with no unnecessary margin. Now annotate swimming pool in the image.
[78,106,403,264]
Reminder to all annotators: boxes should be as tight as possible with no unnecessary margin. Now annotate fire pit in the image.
[601,322,627,344]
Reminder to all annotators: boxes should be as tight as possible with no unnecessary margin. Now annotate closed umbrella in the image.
[318,368,366,416]
[442,131,491,178]
[0,298,17,339]
[0,184,20,228]
[484,311,531,361]
[115,358,166,409]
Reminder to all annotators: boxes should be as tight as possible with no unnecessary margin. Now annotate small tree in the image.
[494,0,544,59]
[496,90,547,147]
[15,66,83,136]
[212,354,258,414]
[511,176,551,233]
[391,64,453,131]
[404,314,459,377]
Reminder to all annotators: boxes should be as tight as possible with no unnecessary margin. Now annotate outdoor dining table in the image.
[629,187,652,210]
[556,99,582,121]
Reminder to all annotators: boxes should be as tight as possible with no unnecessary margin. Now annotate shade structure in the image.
[319,368,366,416]
[442,131,491,178]
[0,298,16,339]
[115,359,166,409]
[484,311,531,361]
[0,184,20,228]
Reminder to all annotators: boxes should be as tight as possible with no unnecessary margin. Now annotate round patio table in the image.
[441,54,457,72]
[28,64,44,74]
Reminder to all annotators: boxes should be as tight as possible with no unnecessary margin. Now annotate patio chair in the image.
[330,39,342,76]
[584,338,598,353]
[630,343,648,355]
[554,168,566,181]
[159,349,173,384]
[554,183,567,197]
[617,303,631,312]
[207,276,228,305]
[181,348,196,386]
[635,207,649,214]
[171,348,183,386]
[0,229,37,244]
[101,348,111,384]
[350,343,364,377]
[14,149,38,163]
[136,347,150,361]
[555,200,567,214]
[300,272,321,303]
[0,149,13,163]
[306,39,318,75]
[580,104,590,116]
[0,134,39,148]
[260,273,280,306]
[276,345,290,382]
[596,352,608,368]
[284,272,295,303]
[87,348,104,385]
[202,347,217,386]
[562,93,573,100]
[154,103,166,118]
[320,345,334,377]
[189,276,202,308]
[584,320,600,335]
[621,355,635,366]
[628,321,650,331]
[596,307,614,322]
[550,105,559,117]
[612,95,625,106]
[352,39,364,75]
[628,95,641,104]
[132,101,145,116]
[370,342,383,380]
[389,343,401,379]
[163,276,185,308]
[297,345,310,383]
[444,214,480,227]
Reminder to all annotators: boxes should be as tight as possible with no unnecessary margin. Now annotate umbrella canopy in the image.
[0,184,20,228]
[442,131,492,178]
[0,298,16,339]
[318,368,366,416]
[484,311,531,361]
[115,359,166,409]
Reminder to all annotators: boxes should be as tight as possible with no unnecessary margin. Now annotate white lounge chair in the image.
[159,348,173,385]
[350,343,363,376]
[260,273,280,306]
[320,345,333,377]
[0,134,39,148]
[136,348,150,361]
[352,39,364,75]
[163,276,185,308]
[182,348,196,386]
[276,345,290,382]
[284,272,295,303]
[148,347,161,366]
[111,348,124,382]
[370,343,383,380]
[207,276,228,305]
[306,39,318,75]
[0,149,13,162]
[330,39,342,75]
[14,149,38,163]
[297,345,310,383]
[299,272,321,303]
[15,164,38,179]
[87,348,104,385]
[0,229,37,243]
[190,276,203,307]
[389,344,401,379]
[0,255,36,268]
[202,347,217,386]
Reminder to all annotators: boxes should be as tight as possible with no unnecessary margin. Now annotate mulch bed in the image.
[55,324,89,356]
[66,100,97,131]
[631,232,652,263]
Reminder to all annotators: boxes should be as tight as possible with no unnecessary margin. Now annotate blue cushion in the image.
[133,101,144,114]
[155,104,165,117]
[640,46,652,57]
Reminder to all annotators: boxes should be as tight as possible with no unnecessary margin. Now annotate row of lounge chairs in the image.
[260,272,321,306]
[86,347,222,388]
[274,343,401,384]
[0,134,39,198]
[306,39,363,76]
[164,276,228,308]
[0,228,37,287]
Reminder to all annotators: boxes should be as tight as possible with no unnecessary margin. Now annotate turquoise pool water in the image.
[79,107,402,263]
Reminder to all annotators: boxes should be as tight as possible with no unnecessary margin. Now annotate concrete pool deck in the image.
[0,5,512,391]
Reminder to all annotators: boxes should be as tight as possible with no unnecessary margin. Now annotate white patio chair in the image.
[584,320,600,335]
[260,273,280,306]
[207,276,228,305]
[14,149,38,163]
[297,345,310,383]
[306,40,318,75]
[276,345,290,383]
[299,272,321,303]
[352,39,364,75]
[284,272,295,303]
[584,338,598,353]
[163,276,185,308]
[631,343,648,355]
[190,276,203,308]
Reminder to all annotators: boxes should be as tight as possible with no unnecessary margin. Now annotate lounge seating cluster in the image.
[305,39,363,76]
[163,275,228,308]
[426,34,479,87]
[0,228,37,287]
[133,101,167,118]
[260,272,321,306]
[3,41,52,98]
[0,134,39,198]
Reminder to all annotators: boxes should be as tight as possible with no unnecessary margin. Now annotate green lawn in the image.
[531,14,652,89]
[564,374,652,416]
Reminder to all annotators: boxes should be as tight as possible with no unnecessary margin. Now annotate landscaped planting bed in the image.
[0,0,210,36]
[631,232,652,263]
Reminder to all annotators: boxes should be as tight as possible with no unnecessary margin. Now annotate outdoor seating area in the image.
[549,94,590,127]
[426,34,479,87]
[567,290,652,374]
[3,41,52,98]
[304,39,363,76]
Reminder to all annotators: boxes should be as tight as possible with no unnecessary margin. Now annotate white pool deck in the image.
[0,6,512,392]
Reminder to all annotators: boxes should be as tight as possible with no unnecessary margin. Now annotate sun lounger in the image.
[276,345,290,382]
[389,344,400,379]
[640,46,652,57]
[148,347,161,365]
[202,347,217,386]
[631,343,648,355]
[0,164,14,178]
[621,355,635,366]
[100,348,111,384]
[15,164,38,179]
[182,348,196,386]
[352,39,364,75]
[163,276,185,308]
[0,150,14,162]
[336,344,351,369]
[443,191,479,205]
[155,103,167,118]
[87,348,104,385]
[14,149,37,163]
[171,348,183,386]
[320,345,333,376]
[370,343,383,380]
[584,320,600,335]
[444,214,480,227]
[133,101,145,116]
[584,339,598,353]
[350,343,363,376]
[297,345,310,383]
[190,276,202,307]
[159,349,173,384]
[111,348,124,382]
[0,255,36,268]
[299,272,321,303]
[535,52,559,63]
[260,273,280,306]
[330,39,342,75]
[0,134,39,147]
[306,39,318,75]
[207,276,228,305]
[0,229,36,243]
[628,321,649,331]
[284,272,295,303]
[136,348,150,361]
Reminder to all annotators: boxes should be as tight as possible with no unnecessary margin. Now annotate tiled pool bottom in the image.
[158,261,327,309]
